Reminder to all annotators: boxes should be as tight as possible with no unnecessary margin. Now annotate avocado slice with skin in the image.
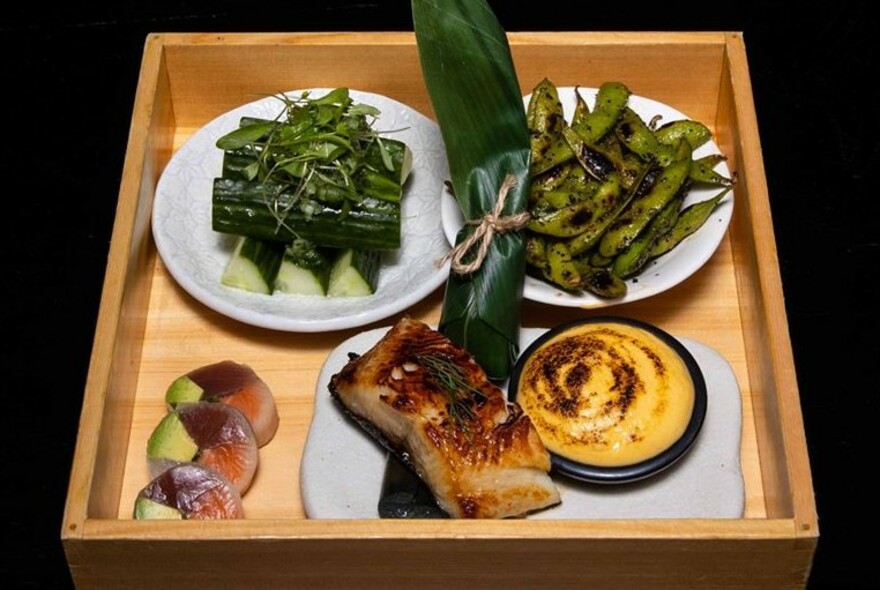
[134,497,184,520]
[165,375,205,405]
[147,412,198,462]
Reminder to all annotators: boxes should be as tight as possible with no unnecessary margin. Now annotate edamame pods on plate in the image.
[524,79,733,299]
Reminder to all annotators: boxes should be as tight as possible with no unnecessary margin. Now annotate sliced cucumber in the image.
[327,249,381,297]
[221,236,285,295]
[274,239,335,296]
[275,263,329,296]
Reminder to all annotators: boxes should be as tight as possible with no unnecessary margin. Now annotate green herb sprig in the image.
[415,353,487,438]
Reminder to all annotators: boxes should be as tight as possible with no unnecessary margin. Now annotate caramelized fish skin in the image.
[330,317,560,519]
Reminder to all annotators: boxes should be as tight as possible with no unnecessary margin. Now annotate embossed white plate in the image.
[441,87,735,309]
[152,89,450,332]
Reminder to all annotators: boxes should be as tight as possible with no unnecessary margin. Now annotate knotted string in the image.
[439,174,531,275]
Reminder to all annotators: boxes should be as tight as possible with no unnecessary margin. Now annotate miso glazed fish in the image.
[329,317,560,518]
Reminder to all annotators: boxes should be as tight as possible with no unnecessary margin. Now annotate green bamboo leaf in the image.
[413,0,531,381]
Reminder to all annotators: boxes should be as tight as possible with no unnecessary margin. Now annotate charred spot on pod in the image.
[537,164,569,186]
[560,268,579,288]
[536,137,553,159]
[586,270,614,290]
[576,144,614,180]
[569,208,594,226]
[635,167,662,197]
[580,268,626,299]
[546,112,563,130]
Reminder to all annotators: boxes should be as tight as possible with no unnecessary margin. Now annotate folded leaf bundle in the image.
[413,0,531,382]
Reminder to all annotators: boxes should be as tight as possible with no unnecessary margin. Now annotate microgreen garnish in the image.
[214,88,403,231]
[415,354,486,438]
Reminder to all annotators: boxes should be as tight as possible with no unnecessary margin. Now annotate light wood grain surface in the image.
[62,31,816,590]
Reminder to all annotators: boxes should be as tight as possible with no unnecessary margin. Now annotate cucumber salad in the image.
[211,88,412,297]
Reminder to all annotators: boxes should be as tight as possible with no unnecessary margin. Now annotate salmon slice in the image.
[329,317,561,519]
[134,463,244,520]
[166,360,279,447]
[147,402,259,495]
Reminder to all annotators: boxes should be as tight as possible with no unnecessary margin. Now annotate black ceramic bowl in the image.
[509,316,707,484]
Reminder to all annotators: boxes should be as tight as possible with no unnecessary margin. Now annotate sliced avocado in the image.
[165,375,205,406]
[147,412,198,462]
[134,497,184,520]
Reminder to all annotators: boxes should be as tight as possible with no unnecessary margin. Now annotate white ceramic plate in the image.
[441,87,735,309]
[300,325,745,520]
[152,89,451,332]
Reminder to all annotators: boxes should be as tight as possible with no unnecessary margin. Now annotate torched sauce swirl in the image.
[518,322,695,467]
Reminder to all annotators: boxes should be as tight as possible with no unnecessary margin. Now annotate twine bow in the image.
[439,174,531,275]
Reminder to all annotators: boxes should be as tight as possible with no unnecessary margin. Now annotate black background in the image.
[2,1,875,587]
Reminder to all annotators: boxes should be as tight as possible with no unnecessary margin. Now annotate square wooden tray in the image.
[62,32,817,589]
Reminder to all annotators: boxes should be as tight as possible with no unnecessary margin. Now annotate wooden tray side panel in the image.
[163,40,433,128]
[509,34,726,127]
[162,32,727,132]
[720,34,817,537]
[67,536,812,590]
[63,35,175,535]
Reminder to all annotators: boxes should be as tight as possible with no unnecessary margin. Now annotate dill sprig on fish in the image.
[414,353,486,436]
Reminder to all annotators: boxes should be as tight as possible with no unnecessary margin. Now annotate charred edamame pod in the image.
[654,119,712,150]
[564,172,628,255]
[571,87,591,127]
[614,106,676,166]
[689,153,733,185]
[525,234,549,271]
[543,242,582,291]
[528,198,603,238]
[528,78,574,176]
[531,170,599,215]
[563,126,616,180]
[566,164,661,256]
[530,162,573,199]
[535,185,599,210]
[597,157,691,258]
[612,193,683,278]
[572,82,631,144]
[649,185,733,258]
[588,251,614,268]
[553,161,592,190]
[571,260,627,299]
[596,131,646,189]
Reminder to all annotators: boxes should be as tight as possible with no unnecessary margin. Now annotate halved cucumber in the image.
[327,249,381,297]
[274,239,335,296]
[221,236,284,294]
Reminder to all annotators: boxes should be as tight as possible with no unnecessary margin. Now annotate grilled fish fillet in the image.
[329,317,560,518]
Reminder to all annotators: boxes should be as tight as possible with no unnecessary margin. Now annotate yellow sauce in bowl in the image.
[515,320,697,469]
